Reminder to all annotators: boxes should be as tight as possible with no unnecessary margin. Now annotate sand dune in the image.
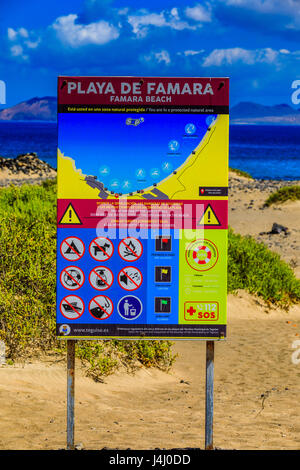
[0,171,299,450]
[0,292,299,450]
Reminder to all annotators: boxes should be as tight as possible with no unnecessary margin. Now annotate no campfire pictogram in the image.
[118,237,143,261]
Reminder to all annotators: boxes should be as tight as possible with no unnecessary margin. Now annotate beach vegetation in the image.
[228,228,300,308]
[0,181,299,379]
[264,185,300,207]
[229,167,253,179]
[0,180,175,377]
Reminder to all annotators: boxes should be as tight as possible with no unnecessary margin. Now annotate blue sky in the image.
[1,0,300,107]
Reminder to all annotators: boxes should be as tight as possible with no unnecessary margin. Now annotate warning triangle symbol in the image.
[197,204,220,226]
[59,203,82,225]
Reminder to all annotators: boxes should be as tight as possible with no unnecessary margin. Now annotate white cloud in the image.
[203,47,283,67]
[185,4,212,22]
[18,28,29,38]
[181,49,204,56]
[143,49,171,65]
[203,47,255,66]
[128,12,166,37]
[25,39,40,49]
[52,14,120,47]
[155,50,171,65]
[128,8,197,38]
[7,28,17,40]
[8,27,29,41]
[10,45,23,56]
[10,44,28,61]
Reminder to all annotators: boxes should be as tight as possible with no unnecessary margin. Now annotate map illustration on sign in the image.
[56,76,229,340]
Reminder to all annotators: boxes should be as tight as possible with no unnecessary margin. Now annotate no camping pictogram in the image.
[89,266,114,290]
[89,237,114,261]
[118,266,143,291]
[60,266,85,290]
[89,295,113,320]
[60,236,85,261]
[118,237,143,261]
[60,295,84,320]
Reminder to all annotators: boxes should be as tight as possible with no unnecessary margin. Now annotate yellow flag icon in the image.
[59,203,82,225]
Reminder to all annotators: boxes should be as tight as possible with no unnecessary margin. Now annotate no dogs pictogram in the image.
[89,237,114,261]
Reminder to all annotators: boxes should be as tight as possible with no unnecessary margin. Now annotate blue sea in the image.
[0,120,299,180]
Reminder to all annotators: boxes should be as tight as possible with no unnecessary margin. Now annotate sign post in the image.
[56,76,229,449]
[205,341,214,450]
[67,340,75,450]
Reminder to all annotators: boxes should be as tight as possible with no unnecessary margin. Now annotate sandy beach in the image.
[0,168,299,450]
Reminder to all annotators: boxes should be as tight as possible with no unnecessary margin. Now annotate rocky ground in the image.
[229,172,300,277]
[0,153,56,186]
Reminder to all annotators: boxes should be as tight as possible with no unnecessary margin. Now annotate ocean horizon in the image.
[0,120,299,180]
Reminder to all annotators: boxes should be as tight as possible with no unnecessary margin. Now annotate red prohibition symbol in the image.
[60,295,85,320]
[89,295,114,320]
[89,266,114,291]
[89,237,114,261]
[118,266,143,291]
[60,266,85,290]
[60,236,85,261]
[118,237,143,261]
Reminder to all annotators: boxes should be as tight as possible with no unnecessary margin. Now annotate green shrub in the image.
[0,182,299,378]
[228,228,300,308]
[264,185,300,207]
[0,180,176,378]
[229,167,253,179]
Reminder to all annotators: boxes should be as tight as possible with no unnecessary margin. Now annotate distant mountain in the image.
[0,96,57,121]
[230,101,300,125]
[1,97,299,125]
